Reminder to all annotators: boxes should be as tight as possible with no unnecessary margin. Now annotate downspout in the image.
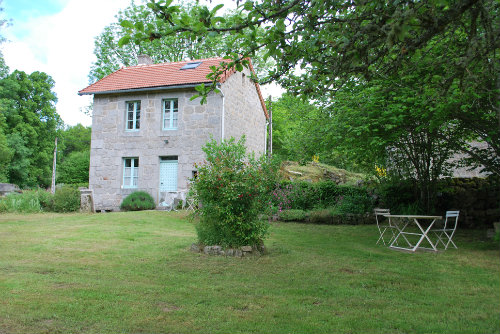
[265,120,268,155]
[218,84,225,141]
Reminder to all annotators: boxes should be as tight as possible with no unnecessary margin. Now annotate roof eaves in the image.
[78,83,206,96]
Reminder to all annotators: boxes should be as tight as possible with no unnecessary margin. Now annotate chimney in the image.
[137,54,153,65]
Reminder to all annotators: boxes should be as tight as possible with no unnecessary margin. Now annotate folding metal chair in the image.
[431,210,459,249]
[374,208,396,245]
[185,198,196,211]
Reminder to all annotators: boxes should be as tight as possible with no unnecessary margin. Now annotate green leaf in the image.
[243,1,254,10]
[211,4,224,14]
[120,20,134,29]
[118,35,131,47]
[276,19,286,32]
[134,21,144,31]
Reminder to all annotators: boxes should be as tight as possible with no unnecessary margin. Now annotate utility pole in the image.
[267,95,272,157]
[51,137,57,194]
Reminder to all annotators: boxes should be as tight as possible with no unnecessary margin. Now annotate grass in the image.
[0,211,498,334]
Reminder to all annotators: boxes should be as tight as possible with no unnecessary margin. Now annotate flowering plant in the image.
[190,136,279,247]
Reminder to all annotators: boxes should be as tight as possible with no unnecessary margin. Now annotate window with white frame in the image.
[163,99,178,130]
[123,158,139,188]
[126,101,141,130]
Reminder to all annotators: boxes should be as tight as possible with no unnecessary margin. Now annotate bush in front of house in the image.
[52,185,81,212]
[190,136,280,248]
[120,191,156,211]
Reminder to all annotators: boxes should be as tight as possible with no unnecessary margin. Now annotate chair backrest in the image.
[374,208,390,217]
[374,208,390,227]
[444,210,459,230]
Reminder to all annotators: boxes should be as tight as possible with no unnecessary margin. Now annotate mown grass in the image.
[0,211,498,334]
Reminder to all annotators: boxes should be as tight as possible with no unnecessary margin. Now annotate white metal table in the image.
[384,215,442,252]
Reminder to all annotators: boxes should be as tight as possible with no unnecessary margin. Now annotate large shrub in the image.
[52,185,81,212]
[191,137,279,248]
[120,191,155,211]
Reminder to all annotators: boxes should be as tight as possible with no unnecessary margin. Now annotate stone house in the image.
[79,56,269,211]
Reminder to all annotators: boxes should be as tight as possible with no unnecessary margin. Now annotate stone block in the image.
[241,246,252,252]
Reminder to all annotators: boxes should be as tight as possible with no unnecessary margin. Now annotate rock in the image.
[0,183,20,197]
[241,246,252,252]
[234,249,243,257]
[190,243,201,252]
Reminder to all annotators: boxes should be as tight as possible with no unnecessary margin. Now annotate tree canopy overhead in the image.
[90,0,272,83]
[120,0,499,176]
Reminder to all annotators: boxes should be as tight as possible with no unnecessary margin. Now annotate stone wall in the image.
[90,88,223,211]
[436,177,500,229]
[221,68,267,154]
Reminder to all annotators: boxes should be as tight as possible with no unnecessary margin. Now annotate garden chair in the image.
[374,208,396,245]
[162,192,180,212]
[431,210,459,249]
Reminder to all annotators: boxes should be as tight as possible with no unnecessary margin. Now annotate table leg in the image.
[389,219,411,249]
[412,219,438,252]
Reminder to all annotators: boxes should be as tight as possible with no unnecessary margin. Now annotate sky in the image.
[1,0,283,127]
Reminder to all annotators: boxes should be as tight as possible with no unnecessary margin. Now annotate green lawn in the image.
[0,211,498,334]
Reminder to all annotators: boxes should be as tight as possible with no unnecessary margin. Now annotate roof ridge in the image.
[124,57,227,70]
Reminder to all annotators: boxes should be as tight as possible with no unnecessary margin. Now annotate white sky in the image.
[1,0,283,127]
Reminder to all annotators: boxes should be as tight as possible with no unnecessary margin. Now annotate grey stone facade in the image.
[89,68,267,211]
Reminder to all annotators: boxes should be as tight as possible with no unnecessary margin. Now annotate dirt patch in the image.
[158,303,180,313]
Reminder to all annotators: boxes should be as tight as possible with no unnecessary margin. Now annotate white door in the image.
[159,160,178,192]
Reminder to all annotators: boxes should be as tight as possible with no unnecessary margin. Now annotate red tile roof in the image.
[78,57,268,119]
[79,57,230,95]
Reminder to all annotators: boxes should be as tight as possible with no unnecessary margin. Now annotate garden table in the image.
[384,215,442,252]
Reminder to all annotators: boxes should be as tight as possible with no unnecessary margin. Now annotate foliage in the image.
[89,1,271,83]
[51,185,81,213]
[120,191,156,211]
[278,209,307,222]
[121,0,500,176]
[0,187,84,213]
[270,181,374,214]
[190,136,279,247]
[57,150,90,185]
[0,114,11,181]
[307,209,333,224]
[0,70,62,188]
[270,94,322,163]
[60,124,91,157]
[0,191,41,213]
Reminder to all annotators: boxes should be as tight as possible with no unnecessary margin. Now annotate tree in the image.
[59,123,91,157]
[0,70,62,187]
[120,0,500,175]
[271,94,322,163]
[90,1,272,83]
[57,150,90,185]
[0,113,12,182]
